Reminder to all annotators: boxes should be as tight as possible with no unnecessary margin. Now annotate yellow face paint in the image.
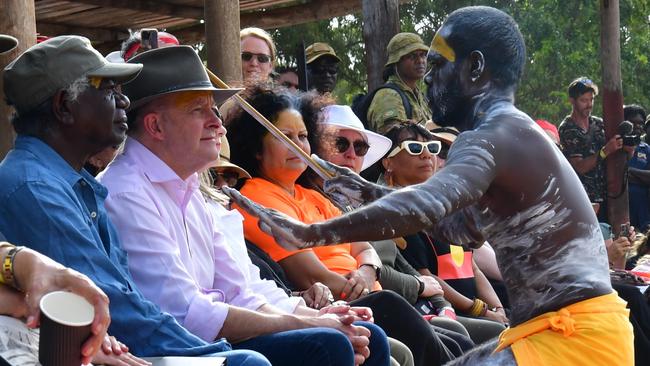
[169,90,213,109]
[89,76,102,89]
[431,33,456,63]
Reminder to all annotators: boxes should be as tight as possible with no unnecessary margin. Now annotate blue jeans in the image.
[209,350,271,366]
[233,321,390,366]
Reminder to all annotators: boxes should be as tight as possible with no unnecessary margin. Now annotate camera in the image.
[619,120,641,146]
[623,134,641,146]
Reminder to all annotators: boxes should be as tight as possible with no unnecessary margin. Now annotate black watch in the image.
[415,275,425,296]
[360,264,381,281]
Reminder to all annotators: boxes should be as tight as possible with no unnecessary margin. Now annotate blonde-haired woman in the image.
[240,27,276,82]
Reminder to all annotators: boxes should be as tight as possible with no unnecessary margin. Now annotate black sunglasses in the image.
[334,136,370,157]
[216,170,240,187]
[241,52,271,64]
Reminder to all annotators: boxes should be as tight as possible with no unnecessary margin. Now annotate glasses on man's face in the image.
[241,52,271,64]
[387,140,441,158]
[576,78,594,87]
[333,136,370,157]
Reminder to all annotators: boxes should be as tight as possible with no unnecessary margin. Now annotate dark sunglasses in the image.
[212,169,240,187]
[576,77,595,87]
[387,140,441,158]
[241,52,271,64]
[334,136,370,157]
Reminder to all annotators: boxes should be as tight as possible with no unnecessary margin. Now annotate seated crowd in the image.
[0,6,646,365]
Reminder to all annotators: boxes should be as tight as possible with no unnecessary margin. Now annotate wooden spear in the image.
[205,68,333,180]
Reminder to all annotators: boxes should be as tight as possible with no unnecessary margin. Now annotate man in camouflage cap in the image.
[305,42,341,94]
[367,32,432,133]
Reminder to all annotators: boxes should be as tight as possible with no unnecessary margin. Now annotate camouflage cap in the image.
[385,33,429,67]
[305,42,341,64]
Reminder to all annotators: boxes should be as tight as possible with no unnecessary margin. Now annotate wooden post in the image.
[600,0,628,232]
[0,0,36,160]
[361,0,400,91]
[204,0,242,86]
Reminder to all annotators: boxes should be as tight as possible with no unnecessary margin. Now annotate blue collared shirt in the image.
[0,135,231,357]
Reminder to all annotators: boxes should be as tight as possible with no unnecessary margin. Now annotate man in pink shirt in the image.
[98,46,390,366]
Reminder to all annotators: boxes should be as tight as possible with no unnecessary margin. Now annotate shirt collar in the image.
[14,135,107,197]
[123,138,199,186]
[122,137,200,208]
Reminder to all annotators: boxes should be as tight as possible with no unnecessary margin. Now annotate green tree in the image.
[268,0,650,123]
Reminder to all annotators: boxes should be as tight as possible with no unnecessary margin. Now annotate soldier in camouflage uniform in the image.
[558,77,623,222]
[367,33,432,133]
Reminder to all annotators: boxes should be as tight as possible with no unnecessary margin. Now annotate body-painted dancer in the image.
[226,6,634,365]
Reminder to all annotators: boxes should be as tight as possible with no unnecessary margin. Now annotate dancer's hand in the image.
[222,186,319,250]
[313,154,392,208]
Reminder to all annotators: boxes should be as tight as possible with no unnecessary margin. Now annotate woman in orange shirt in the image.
[228,86,382,302]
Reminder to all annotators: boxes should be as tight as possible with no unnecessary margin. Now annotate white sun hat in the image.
[321,105,392,171]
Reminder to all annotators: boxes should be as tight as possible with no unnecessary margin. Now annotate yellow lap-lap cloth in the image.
[494,292,634,366]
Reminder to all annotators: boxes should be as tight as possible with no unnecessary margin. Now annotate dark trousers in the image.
[612,283,650,366]
[234,323,390,366]
[351,290,460,366]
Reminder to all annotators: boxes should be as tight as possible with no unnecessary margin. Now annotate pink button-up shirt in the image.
[99,138,268,342]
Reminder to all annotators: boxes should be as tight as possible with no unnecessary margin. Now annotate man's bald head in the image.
[438,6,526,88]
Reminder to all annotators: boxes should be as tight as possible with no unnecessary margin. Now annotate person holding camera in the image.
[559,77,624,223]
[626,106,650,233]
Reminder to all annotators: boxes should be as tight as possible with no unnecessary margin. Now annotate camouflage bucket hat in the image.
[385,33,429,67]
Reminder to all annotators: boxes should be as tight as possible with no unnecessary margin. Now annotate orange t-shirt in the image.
[236,178,358,275]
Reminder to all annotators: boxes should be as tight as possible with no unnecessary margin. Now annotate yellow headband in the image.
[89,76,102,89]
[431,33,456,63]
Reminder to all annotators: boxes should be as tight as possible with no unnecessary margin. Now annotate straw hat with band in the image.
[3,35,143,114]
[305,43,341,64]
[424,121,459,146]
[215,136,251,179]
[385,33,429,67]
[321,105,392,171]
[0,34,18,55]
[123,46,241,111]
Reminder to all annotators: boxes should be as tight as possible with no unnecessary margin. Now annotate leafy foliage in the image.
[266,0,650,124]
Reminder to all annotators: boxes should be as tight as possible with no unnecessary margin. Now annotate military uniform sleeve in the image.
[367,88,408,132]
